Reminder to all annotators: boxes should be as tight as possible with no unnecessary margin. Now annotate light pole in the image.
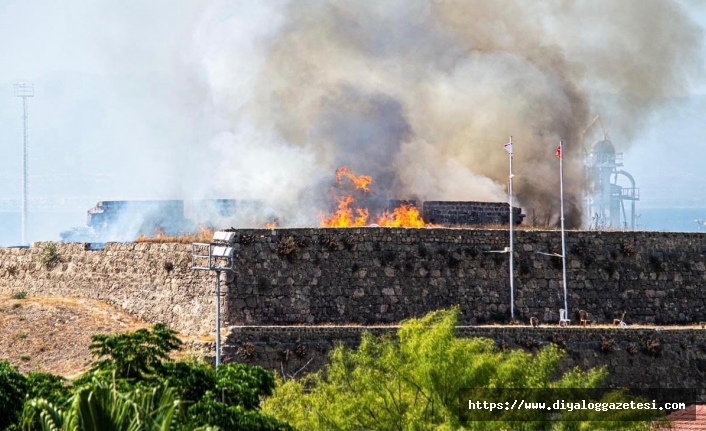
[14,82,33,246]
[487,137,516,320]
[505,137,515,319]
[192,230,236,367]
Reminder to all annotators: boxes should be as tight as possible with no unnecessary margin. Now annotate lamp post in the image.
[505,136,515,319]
[192,230,236,367]
[14,83,33,246]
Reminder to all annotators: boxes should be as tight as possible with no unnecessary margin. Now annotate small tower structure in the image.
[584,137,639,230]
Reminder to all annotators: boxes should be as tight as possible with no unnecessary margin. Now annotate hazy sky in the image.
[1,0,706,243]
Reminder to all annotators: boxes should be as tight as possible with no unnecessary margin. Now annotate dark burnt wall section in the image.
[227,228,706,326]
[422,201,524,225]
[224,326,706,396]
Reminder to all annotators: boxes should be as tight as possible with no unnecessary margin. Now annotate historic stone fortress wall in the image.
[1,228,706,331]
[225,228,705,326]
[1,228,705,392]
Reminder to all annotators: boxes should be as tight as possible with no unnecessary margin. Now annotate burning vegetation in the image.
[320,167,429,228]
[137,166,429,242]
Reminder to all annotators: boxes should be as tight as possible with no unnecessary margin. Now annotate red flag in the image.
[555,144,562,159]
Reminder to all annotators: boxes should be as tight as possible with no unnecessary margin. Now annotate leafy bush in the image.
[22,378,181,431]
[25,372,70,405]
[40,243,60,269]
[11,291,27,300]
[187,394,291,431]
[0,361,28,430]
[216,363,276,410]
[88,323,182,380]
[161,360,217,403]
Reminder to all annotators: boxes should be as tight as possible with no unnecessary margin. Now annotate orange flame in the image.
[335,166,373,192]
[320,195,369,227]
[264,221,277,229]
[321,167,431,228]
[376,205,426,227]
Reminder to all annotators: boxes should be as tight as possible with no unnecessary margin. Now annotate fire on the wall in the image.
[320,167,428,228]
[60,166,524,243]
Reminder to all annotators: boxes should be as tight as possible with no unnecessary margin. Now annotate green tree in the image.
[0,360,28,431]
[216,363,276,410]
[180,363,290,431]
[160,360,216,404]
[186,394,291,431]
[88,323,182,381]
[25,372,70,406]
[15,324,291,431]
[263,309,653,431]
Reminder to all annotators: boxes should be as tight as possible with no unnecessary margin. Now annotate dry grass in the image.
[136,228,214,244]
[0,295,206,377]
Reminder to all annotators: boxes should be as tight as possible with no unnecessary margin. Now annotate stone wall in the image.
[224,325,706,396]
[2,228,706,334]
[422,201,524,225]
[0,242,215,335]
[226,228,706,326]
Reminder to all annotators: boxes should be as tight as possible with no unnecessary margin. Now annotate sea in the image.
[1,207,705,247]
[635,207,706,233]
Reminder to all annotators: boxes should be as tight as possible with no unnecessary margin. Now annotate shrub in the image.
[277,236,297,256]
[0,360,28,430]
[11,291,27,300]
[88,323,182,380]
[40,243,60,269]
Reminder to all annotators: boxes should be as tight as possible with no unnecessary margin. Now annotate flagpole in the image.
[508,136,515,320]
[559,140,569,318]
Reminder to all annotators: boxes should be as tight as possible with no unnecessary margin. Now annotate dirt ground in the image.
[0,295,157,377]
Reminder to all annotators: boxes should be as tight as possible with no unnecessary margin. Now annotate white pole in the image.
[216,272,221,368]
[21,96,28,246]
[559,141,569,316]
[508,136,515,320]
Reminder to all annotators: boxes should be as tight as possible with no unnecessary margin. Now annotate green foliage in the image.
[23,378,180,431]
[8,323,290,431]
[186,394,292,431]
[216,363,276,410]
[0,361,28,430]
[40,244,60,269]
[25,372,70,406]
[11,291,28,300]
[161,360,217,404]
[264,309,653,431]
[88,323,182,380]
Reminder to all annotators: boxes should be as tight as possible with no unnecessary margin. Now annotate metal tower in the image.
[583,137,639,230]
[14,83,34,246]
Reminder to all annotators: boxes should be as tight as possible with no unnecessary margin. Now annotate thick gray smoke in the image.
[4,0,702,243]
[199,0,703,227]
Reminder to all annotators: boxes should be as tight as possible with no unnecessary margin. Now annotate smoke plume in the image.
[195,0,703,227]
